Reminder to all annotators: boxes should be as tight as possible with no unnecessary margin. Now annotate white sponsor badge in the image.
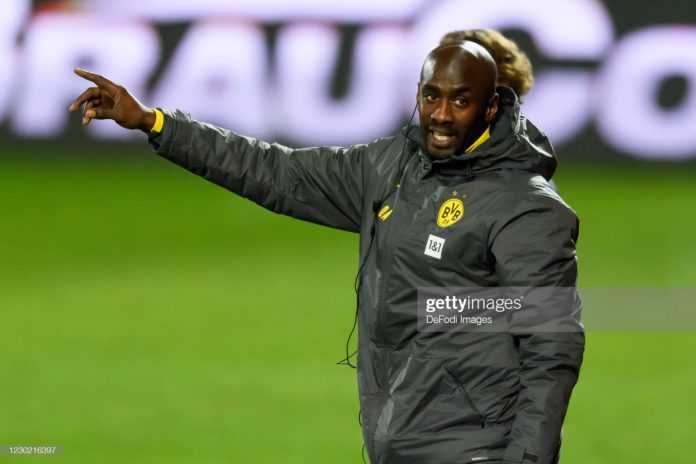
[424,234,445,259]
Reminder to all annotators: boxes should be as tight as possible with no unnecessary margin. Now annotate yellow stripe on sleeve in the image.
[151,108,164,133]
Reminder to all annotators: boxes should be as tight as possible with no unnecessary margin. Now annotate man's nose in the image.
[431,100,453,124]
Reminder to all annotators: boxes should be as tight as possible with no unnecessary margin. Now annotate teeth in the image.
[433,132,450,142]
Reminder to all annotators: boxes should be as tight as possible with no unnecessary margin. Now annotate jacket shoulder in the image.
[490,172,579,242]
[362,133,409,158]
[511,173,576,215]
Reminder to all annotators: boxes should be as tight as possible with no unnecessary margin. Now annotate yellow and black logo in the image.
[378,205,393,221]
[437,198,464,228]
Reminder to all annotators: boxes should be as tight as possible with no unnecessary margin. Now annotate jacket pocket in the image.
[442,365,486,427]
[387,357,488,437]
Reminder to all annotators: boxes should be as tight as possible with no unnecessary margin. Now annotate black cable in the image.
[337,105,419,369]
[336,215,377,368]
[338,106,419,464]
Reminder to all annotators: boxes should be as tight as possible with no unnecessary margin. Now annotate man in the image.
[69,42,583,464]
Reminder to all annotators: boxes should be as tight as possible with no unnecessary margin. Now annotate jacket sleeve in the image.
[490,189,584,464]
[148,109,366,232]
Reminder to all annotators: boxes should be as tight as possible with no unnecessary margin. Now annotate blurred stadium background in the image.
[1,0,695,463]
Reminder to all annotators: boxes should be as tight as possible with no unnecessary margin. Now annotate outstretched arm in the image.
[69,69,368,232]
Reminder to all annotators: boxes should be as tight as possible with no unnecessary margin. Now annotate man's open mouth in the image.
[430,130,456,147]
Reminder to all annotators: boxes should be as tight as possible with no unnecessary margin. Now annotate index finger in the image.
[74,68,118,91]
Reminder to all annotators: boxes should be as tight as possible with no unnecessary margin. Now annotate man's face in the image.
[417,47,498,159]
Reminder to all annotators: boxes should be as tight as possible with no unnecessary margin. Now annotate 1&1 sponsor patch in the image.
[424,234,445,259]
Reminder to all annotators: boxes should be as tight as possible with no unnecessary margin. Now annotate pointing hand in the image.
[68,68,156,132]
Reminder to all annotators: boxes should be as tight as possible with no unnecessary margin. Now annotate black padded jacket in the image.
[149,87,584,464]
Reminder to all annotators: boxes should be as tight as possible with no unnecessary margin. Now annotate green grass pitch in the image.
[1,150,695,463]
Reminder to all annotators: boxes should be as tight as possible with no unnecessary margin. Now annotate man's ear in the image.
[485,93,499,123]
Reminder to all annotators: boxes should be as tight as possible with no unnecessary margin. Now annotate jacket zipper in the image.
[374,164,421,343]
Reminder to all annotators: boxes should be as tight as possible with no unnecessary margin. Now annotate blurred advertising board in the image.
[1,0,695,161]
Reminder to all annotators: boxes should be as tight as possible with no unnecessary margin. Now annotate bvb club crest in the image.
[437,196,465,228]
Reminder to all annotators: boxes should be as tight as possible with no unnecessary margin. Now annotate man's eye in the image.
[455,98,468,106]
[424,94,436,102]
